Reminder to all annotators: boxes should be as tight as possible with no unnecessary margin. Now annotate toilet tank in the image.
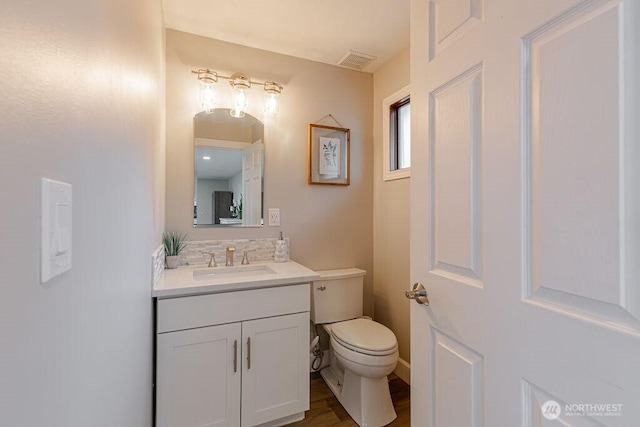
[310,268,366,324]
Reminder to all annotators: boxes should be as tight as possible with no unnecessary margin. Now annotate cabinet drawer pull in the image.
[233,340,238,373]
[247,337,251,370]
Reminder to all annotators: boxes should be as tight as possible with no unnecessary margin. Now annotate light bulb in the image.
[199,81,216,113]
[230,89,247,118]
[264,92,279,115]
[263,81,282,116]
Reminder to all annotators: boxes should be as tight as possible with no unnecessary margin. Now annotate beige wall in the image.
[0,0,165,425]
[166,30,375,314]
[196,120,255,142]
[373,49,411,369]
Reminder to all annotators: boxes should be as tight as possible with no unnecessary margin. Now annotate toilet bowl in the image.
[322,318,399,427]
[331,318,399,378]
[310,269,399,427]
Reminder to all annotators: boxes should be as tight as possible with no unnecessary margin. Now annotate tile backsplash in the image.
[151,245,164,285]
[179,237,290,266]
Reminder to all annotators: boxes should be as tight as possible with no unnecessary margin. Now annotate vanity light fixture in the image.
[202,156,211,160]
[195,69,218,113]
[263,81,283,115]
[192,69,283,117]
[230,72,250,118]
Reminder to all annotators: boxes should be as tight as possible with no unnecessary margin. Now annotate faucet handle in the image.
[202,252,217,268]
[241,249,256,265]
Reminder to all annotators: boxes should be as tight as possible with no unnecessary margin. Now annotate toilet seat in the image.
[331,318,398,356]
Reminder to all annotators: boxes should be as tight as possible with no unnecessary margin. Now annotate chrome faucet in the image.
[225,246,236,266]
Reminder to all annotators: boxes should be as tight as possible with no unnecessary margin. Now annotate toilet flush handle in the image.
[317,285,326,291]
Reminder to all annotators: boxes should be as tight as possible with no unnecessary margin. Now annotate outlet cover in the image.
[268,208,280,226]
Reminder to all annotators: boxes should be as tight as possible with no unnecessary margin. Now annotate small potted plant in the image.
[163,232,188,269]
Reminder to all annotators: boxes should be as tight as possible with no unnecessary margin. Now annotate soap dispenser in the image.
[274,232,289,263]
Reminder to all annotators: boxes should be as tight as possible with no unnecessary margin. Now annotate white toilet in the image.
[311,268,399,427]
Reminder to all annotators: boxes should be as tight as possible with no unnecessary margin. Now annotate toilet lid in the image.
[331,318,397,356]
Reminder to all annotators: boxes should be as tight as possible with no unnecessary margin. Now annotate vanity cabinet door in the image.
[156,323,241,427]
[240,312,310,427]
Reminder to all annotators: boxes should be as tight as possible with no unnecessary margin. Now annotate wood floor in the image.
[287,372,410,426]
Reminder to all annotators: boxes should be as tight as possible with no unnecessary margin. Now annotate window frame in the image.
[382,85,411,181]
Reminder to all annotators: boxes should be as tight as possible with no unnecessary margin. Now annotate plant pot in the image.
[166,255,180,269]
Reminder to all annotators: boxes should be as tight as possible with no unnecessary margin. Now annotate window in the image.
[383,85,411,181]
[390,96,410,170]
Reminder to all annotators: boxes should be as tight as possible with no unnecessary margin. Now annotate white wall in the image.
[165,30,375,314]
[229,171,243,206]
[0,1,165,425]
[373,48,411,380]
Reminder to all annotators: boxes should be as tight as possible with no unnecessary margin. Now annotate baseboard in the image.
[393,357,410,385]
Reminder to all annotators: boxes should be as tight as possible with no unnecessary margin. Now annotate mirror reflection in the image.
[194,109,264,227]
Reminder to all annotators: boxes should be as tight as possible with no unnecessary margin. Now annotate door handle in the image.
[405,283,429,305]
[247,337,251,370]
[233,340,238,373]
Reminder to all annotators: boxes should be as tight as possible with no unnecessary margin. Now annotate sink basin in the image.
[193,264,277,281]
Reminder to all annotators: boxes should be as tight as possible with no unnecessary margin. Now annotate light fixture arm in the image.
[191,69,282,93]
[192,69,283,116]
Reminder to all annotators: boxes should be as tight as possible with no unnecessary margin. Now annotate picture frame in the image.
[308,123,350,186]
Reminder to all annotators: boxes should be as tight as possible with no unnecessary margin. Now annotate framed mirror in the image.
[193,109,264,227]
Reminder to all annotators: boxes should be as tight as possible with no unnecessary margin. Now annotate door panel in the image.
[156,324,241,427]
[432,328,483,427]
[411,0,640,425]
[429,0,482,59]
[242,139,263,226]
[522,381,606,427]
[429,63,484,287]
[241,312,309,427]
[522,0,640,331]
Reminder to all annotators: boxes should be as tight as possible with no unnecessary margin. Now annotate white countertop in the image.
[153,260,320,298]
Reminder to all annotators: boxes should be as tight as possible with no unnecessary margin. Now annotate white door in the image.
[242,139,263,226]
[409,0,640,425]
[156,323,241,427]
[241,312,309,427]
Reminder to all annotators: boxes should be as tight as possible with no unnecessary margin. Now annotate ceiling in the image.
[195,146,242,180]
[162,0,410,73]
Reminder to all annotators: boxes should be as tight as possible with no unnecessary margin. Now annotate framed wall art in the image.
[308,123,350,186]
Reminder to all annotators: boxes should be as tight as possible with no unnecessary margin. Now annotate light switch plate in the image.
[268,208,280,226]
[41,178,72,283]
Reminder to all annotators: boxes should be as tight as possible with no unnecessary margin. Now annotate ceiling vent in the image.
[337,50,377,71]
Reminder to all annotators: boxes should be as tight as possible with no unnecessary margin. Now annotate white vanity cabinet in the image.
[157,323,241,427]
[155,283,310,427]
